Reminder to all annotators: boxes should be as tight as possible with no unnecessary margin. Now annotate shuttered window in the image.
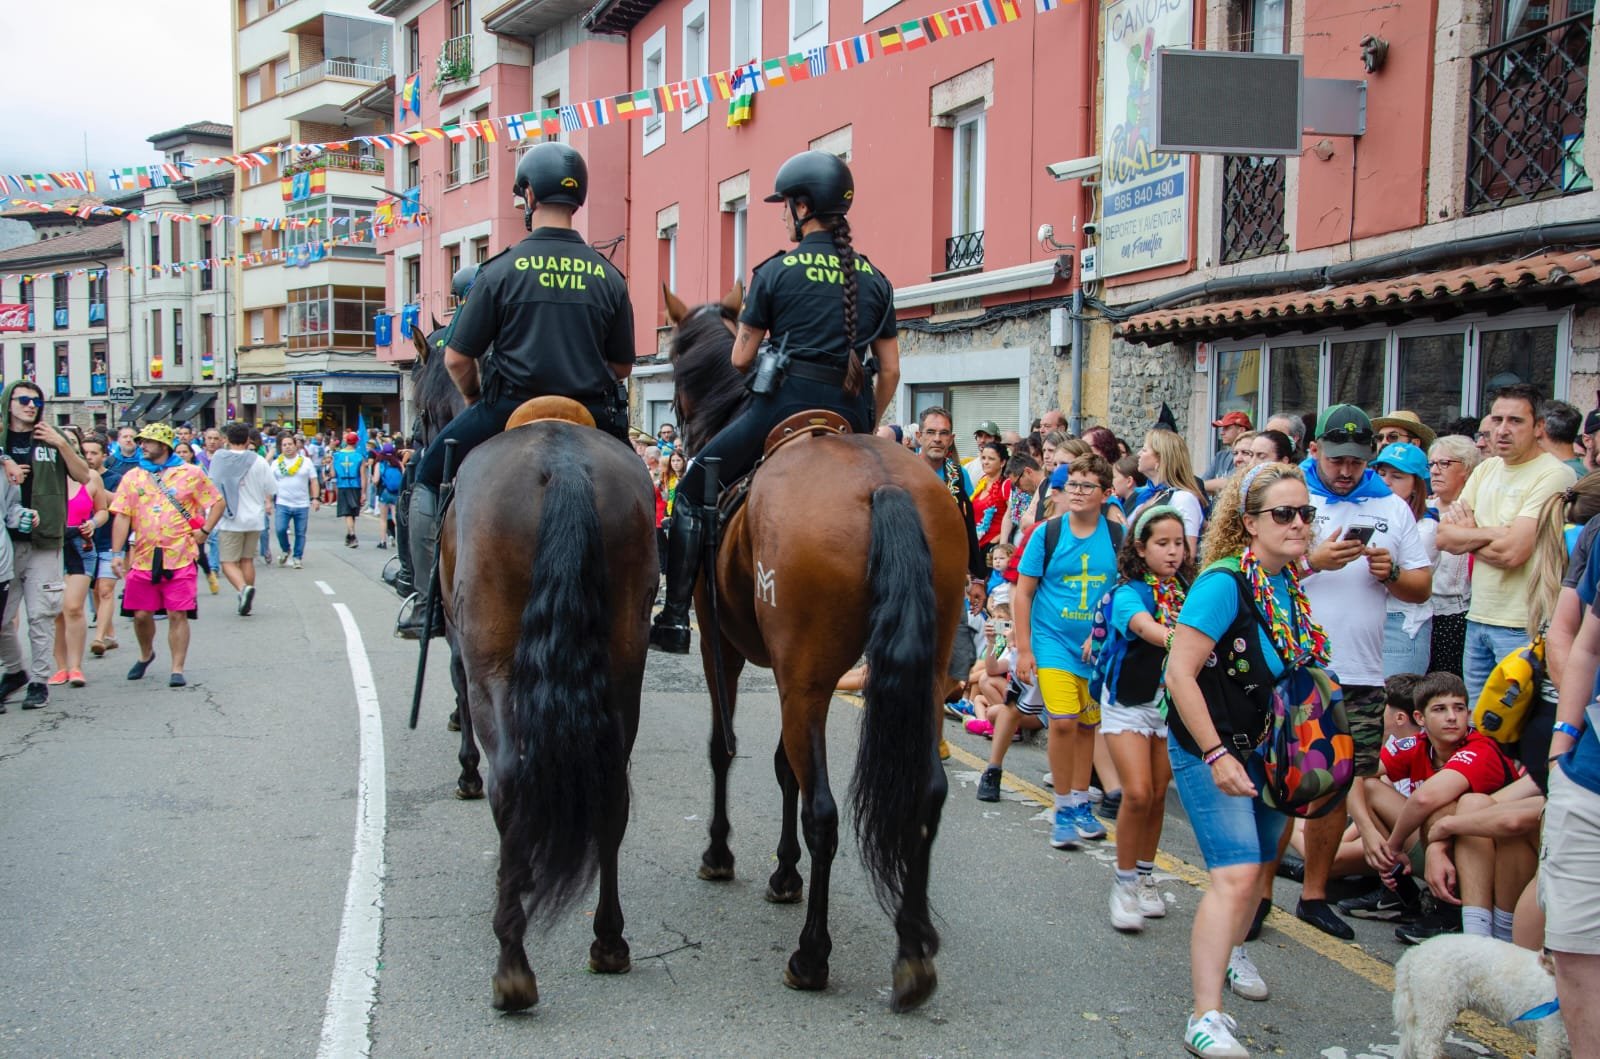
[912,380,1020,455]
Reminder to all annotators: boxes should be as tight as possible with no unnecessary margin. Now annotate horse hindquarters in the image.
[853,485,949,1013]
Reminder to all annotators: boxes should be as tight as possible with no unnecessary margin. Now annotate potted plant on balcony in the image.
[433,49,472,91]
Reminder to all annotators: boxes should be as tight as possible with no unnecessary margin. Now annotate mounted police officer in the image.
[649,150,901,653]
[393,263,478,632]
[406,142,636,640]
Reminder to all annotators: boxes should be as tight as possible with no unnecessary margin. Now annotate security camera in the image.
[1037,223,1054,247]
[1082,221,1099,237]
[1045,155,1102,182]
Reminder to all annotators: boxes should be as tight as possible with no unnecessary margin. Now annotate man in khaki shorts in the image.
[208,423,274,616]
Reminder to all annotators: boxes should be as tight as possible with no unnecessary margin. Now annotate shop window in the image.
[1479,325,1559,405]
[1213,348,1260,424]
[1397,333,1467,427]
[1328,339,1385,418]
[1267,343,1319,416]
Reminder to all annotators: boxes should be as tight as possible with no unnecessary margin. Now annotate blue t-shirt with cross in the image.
[1017,516,1118,677]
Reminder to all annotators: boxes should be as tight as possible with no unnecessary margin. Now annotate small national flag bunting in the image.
[878,25,904,54]
[727,91,753,128]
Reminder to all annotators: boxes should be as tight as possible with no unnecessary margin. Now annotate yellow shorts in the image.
[1036,668,1100,726]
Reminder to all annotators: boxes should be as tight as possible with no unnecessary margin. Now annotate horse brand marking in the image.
[755,561,777,607]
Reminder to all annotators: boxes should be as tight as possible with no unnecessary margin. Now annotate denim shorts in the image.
[1169,740,1286,870]
[91,549,118,580]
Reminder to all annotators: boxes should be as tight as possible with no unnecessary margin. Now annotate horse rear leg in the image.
[766,741,803,903]
[783,715,836,992]
[698,636,745,881]
[588,759,632,974]
[891,723,947,1012]
[489,798,538,1011]
[452,646,483,800]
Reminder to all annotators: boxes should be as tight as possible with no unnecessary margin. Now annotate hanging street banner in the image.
[0,305,30,332]
[1099,0,1192,278]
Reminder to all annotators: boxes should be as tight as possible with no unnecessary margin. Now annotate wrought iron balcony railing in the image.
[1466,12,1591,213]
[286,152,385,177]
[945,230,984,272]
[1220,155,1288,264]
[437,35,474,85]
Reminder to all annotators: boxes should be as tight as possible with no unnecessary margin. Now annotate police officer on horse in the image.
[406,142,636,639]
[649,150,901,653]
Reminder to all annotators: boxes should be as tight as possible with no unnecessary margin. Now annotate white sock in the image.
[1492,907,1515,943]
[1054,793,1072,812]
[1137,860,1155,878]
[1114,867,1136,886]
[1068,789,1090,808]
[1462,906,1493,937]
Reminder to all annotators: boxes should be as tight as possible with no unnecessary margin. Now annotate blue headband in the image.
[1133,503,1182,540]
[1240,463,1268,501]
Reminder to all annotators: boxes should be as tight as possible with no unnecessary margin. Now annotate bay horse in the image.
[438,403,658,1009]
[665,289,969,1011]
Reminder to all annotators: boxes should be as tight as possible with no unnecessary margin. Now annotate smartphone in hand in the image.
[1343,524,1376,546]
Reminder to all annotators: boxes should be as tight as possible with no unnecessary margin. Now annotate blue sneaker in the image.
[1073,802,1108,841]
[1050,807,1081,849]
[944,698,977,720]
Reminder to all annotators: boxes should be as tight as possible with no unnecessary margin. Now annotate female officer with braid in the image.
[650,150,900,653]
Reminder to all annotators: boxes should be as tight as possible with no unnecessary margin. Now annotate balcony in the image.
[1220,156,1287,264]
[280,58,390,93]
[435,35,473,88]
[285,151,385,177]
[1467,12,1591,213]
[470,154,490,181]
[944,230,985,273]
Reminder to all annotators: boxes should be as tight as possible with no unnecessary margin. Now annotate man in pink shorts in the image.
[109,423,223,687]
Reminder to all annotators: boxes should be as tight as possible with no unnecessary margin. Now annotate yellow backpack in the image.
[1473,637,1546,744]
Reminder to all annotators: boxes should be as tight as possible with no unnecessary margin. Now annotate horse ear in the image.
[412,325,430,365]
[664,286,689,326]
[721,281,744,319]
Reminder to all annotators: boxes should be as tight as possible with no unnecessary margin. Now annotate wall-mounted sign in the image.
[296,383,322,420]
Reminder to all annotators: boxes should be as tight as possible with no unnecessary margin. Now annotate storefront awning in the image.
[1119,249,1600,344]
[169,390,217,426]
[142,390,185,423]
[118,392,159,424]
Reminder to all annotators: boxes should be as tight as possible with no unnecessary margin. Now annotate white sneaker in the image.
[1042,771,1053,788]
[1185,1009,1249,1058]
[290,558,302,569]
[1226,946,1269,1001]
[1109,880,1144,932]
[276,554,289,567]
[1138,876,1167,918]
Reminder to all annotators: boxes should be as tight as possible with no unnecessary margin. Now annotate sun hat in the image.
[135,422,176,449]
[1371,409,1437,449]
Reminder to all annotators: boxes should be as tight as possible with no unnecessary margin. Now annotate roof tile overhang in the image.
[1118,250,1600,344]
[582,0,659,36]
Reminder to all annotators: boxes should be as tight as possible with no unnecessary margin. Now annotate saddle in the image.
[506,396,595,430]
[718,409,853,523]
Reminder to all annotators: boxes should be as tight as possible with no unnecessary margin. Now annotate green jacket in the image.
[0,379,74,549]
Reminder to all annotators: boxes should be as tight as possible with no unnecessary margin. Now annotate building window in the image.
[447,127,464,186]
[730,0,761,69]
[405,144,420,190]
[201,314,215,357]
[149,223,161,267]
[449,0,470,38]
[642,28,667,153]
[52,275,69,329]
[406,19,421,72]
[17,277,32,311]
[472,236,489,264]
[287,285,387,351]
[249,310,265,344]
[659,223,679,315]
[405,257,422,305]
[201,226,215,290]
[20,344,35,383]
[789,0,826,50]
[173,309,184,367]
[88,272,107,323]
[683,0,709,127]
[728,197,748,286]
[447,247,463,308]
[243,70,262,107]
[54,342,70,398]
[1220,0,1289,264]
[90,340,107,396]
[947,108,986,272]
[542,91,562,144]
[909,380,1022,444]
[470,105,491,180]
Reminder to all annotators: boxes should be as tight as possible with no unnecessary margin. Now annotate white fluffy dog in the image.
[1393,934,1569,1059]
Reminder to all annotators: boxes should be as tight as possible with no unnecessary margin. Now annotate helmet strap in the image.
[786,199,813,242]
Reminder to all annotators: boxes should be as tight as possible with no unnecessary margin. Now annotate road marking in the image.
[317,604,387,1059]
[315,580,336,596]
[840,694,1521,1057]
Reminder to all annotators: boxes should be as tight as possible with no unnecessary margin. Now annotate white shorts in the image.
[1540,766,1600,955]
[1100,700,1168,738]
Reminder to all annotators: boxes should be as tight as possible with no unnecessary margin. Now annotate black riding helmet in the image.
[514,142,587,210]
[451,263,478,302]
[765,150,854,217]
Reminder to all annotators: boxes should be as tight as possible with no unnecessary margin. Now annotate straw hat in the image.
[1370,410,1437,449]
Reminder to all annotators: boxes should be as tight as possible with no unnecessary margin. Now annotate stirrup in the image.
[395,593,422,640]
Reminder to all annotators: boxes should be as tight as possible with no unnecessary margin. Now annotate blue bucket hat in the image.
[1371,441,1429,480]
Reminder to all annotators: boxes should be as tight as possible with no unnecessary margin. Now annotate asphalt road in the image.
[0,511,1514,1058]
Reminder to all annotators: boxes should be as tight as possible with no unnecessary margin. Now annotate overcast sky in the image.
[0,1,233,175]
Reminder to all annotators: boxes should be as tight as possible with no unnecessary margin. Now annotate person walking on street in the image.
[80,433,123,658]
[331,431,366,548]
[271,434,320,568]
[0,379,93,709]
[49,426,109,689]
[108,423,222,687]
[209,424,274,617]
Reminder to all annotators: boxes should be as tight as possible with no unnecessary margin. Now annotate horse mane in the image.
[670,304,748,454]
[409,340,467,445]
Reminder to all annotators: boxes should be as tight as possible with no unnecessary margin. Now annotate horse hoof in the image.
[491,969,539,1012]
[446,710,460,733]
[589,941,632,975]
[697,861,734,881]
[889,957,938,1013]
[764,882,802,904]
[783,952,828,992]
[454,780,484,800]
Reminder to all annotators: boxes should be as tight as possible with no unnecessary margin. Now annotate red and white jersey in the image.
[1381,730,1524,797]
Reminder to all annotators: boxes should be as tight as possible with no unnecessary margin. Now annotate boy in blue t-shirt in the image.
[1011,453,1120,850]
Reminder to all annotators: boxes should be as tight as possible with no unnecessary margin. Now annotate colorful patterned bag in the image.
[1247,663,1355,818]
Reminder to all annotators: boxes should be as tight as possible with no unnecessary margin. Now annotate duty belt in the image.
[783,359,848,387]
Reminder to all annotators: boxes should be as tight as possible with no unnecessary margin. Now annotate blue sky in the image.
[0,1,233,175]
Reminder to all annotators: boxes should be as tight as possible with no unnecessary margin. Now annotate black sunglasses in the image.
[12,395,42,408]
[1318,429,1374,447]
[1251,504,1317,526]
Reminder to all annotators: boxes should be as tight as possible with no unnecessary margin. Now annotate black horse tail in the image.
[504,439,623,923]
[851,485,940,912]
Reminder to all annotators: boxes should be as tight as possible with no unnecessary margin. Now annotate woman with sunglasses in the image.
[1162,463,1323,1059]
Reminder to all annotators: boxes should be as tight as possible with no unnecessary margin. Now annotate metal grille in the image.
[945,230,984,272]
[1220,156,1286,264]
[1467,13,1591,213]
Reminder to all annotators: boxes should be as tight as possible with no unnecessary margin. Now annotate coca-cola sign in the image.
[0,304,31,332]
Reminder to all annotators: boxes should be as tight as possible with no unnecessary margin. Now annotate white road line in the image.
[315,580,336,596]
[317,604,387,1059]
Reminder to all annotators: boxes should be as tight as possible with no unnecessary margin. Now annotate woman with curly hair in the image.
[969,440,1012,550]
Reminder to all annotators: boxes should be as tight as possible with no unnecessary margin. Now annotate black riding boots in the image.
[648,497,711,654]
[396,484,444,640]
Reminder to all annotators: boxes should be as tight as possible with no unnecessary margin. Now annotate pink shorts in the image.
[123,564,198,614]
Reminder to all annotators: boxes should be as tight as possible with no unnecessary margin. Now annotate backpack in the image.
[380,462,404,494]
[1473,638,1545,744]
[1087,579,1168,706]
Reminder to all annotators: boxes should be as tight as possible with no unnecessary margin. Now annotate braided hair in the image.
[828,215,864,397]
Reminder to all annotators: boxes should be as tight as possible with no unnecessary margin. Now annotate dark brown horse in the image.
[666,290,969,1011]
[437,404,658,1010]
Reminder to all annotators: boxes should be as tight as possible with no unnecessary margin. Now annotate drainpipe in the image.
[1070,287,1084,436]
[1069,0,1094,438]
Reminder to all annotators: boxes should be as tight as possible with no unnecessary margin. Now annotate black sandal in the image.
[127,656,156,681]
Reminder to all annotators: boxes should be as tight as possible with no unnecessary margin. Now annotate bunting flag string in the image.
[4,197,427,234]
[0,0,1043,188]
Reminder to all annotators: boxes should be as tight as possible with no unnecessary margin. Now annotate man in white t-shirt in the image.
[209,423,275,617]
[1439,383,1576,702]
[1295,403,1434,940]
[270,434,321,569]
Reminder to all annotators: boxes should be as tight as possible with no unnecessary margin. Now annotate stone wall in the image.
[1104,334,1196,442]
[898,309,1064,427]
[1571,306,1600,408]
